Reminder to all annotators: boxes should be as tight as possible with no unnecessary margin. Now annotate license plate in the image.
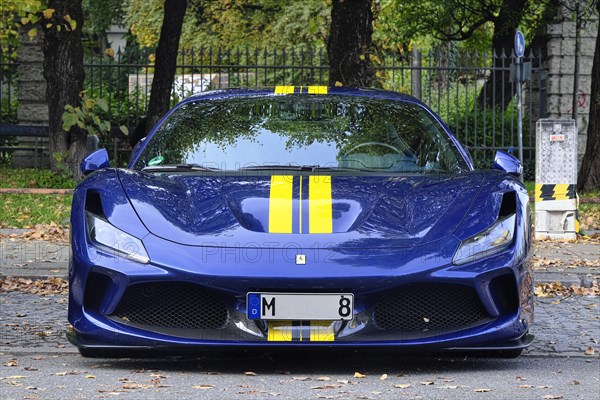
[247,293,354,320]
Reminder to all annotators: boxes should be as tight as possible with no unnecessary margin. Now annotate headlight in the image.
[452,214,516,265]
[85,211,150,264]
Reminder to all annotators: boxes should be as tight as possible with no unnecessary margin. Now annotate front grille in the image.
[373,284,490,334]
[113,282,229,330]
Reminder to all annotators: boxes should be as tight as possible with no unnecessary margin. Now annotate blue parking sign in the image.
[515,30,525,58]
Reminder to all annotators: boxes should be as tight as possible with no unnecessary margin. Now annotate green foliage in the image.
[62,92,128,139]
[374,0,555,56]
[0,0,44,56]
[83,0,125,36]
[125,0,330,50]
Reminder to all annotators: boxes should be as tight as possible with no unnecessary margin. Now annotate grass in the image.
[0,167,75,189]
[0,194,72,228]
[0,168,74,228]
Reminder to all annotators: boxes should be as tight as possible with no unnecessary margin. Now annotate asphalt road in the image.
[1,291,599,399]
[1,351,599,399]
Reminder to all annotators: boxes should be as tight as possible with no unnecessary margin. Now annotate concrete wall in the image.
[545,7,599,167]
[14,25,49,168]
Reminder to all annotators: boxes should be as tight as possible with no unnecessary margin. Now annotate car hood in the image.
[117,169,484,248]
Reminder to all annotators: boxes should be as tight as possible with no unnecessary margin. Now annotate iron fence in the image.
[1,46,546,176]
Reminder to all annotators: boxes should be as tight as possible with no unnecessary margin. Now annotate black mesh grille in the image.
[113,283,229,330]
[373,284,490,333]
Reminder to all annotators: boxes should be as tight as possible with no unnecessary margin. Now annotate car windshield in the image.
[134,95,468,173]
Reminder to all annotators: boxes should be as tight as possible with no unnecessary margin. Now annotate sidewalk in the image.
[0,229,598,286]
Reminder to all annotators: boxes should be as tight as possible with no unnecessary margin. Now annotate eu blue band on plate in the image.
[247,293,261,320]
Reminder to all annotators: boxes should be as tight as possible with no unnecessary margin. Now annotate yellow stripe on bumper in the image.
[268,321,294,341]
[309,176,333,233]
[309,321,335,341]
[269,175,293,233]
[267,321,335,342]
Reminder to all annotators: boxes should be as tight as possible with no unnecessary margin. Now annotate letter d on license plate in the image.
[247,293,354,320]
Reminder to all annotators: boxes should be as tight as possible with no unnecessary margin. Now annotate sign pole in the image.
[514,30,525,182]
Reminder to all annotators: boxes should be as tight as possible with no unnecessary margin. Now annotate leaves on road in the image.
[0,223,68,242]
[0,276,68,295]
[353,372,366,378]
[535,281,600,297]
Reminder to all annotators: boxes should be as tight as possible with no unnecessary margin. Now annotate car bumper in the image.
[68,235,534,353]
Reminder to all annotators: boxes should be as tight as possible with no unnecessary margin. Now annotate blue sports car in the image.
[67,87,533,357]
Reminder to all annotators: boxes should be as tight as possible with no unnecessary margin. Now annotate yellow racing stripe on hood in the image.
[309,176,332,233]
[269,175,293,233]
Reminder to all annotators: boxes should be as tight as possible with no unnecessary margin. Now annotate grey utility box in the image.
[534,119,578,240]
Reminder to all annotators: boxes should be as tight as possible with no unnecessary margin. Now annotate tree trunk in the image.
[577,4,600,192]
[144,0,187,135]
[42,0,85,179]
[327,0,374,87]
[476,0,528,110]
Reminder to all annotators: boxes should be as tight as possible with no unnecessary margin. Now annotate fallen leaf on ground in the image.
[420,381,434,385]
[192,384,214,390]
[474,388,491,392]
[317,376,331,381]
[293,376,310,381]
[244,371,257,376]
[123,383,151,389]
[542,396,563,399]
[354,372,366,378]
[379,374,388,381]
[84,375,96,379]
[584,347,595,355]
[311,385,342,390]
[0,276,68,295]
[394,384,411,389]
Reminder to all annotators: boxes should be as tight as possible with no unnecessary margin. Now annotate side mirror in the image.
[493,150,522,176]
[80,148,110,176]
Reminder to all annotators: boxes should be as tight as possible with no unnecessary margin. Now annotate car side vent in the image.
[498,191,517,218]
[85,190,104,216]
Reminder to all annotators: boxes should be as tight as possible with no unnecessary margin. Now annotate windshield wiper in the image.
[142,163,219,172]
[238,165,382,172]
[238,165,318,171]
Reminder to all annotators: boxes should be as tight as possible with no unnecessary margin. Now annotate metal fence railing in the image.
[1,46,546,176]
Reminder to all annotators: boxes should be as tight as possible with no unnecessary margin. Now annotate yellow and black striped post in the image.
[534,184,577,202]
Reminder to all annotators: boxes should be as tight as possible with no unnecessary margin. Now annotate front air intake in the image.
[373,283,491,335]
[112,282,229,331]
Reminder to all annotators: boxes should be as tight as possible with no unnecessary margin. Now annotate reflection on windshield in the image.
[135,96,467,173]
